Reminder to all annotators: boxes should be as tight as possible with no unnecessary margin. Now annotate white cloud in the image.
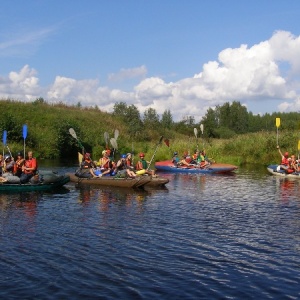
[0,65,40,100]
[108,65,147,82]
[1,30,300,121]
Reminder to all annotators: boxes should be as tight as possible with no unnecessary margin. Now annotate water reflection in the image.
[76,185,169,212]
[1,166,300,299]
[274,177,300,204]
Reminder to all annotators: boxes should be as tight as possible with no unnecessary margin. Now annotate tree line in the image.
[0,98,299,159]
[113,100,300,139]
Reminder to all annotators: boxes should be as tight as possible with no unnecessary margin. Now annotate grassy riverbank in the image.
[0,99,298,166]
[149,130,298,166]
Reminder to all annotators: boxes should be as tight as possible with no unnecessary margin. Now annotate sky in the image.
[1,0,300,122]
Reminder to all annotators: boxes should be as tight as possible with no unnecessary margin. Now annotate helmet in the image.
[139,152,145,157]
[121,154,126,159]
[84,153,90,159]
[4,154,11,161]
[173,152,178,155]
[17,152,23,157]
[126,153,131,157]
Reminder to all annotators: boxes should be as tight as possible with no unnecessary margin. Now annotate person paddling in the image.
[277,146,293,173]
[135,152,156,176]
[20,151,38,183]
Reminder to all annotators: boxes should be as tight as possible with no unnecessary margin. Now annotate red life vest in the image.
[281,157,289,166]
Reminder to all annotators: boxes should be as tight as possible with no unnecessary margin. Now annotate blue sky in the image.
[1,0,300,121]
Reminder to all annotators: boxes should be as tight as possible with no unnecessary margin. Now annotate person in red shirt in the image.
[277,146,292,173]
[20,151,38,183]
[14,152,25,177]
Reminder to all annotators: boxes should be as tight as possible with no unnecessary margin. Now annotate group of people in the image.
[0,151,38,183]
[277,146,299,173]
[172,149,211,168]
[77,150,156,179]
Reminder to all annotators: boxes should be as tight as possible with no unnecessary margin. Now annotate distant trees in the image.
[113,102,144,138]
[113,102,175,139]
[200,101,300,138]
[2,98,300,160]
[161,109,173,129]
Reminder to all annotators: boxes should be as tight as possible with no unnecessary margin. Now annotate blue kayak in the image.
[155,160,238,174]
[267,164,300,178]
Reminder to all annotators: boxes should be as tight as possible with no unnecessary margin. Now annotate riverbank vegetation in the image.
[0,98,299,166]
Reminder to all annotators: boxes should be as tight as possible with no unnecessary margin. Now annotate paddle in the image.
[3,130,12,157]
[147,136,163,171]
[114,129,119,141]
[200,124,204,148]
[110,138,118,150]
[23,124,27,158]
[298,140,300,161]
[194,128,198,151]
[69,128,85,153]
[104,132,109,150]
[110,138,118,158]
[276,118,280,146]
[2,130,6,156]
[132,141,134,164]
[78,152,83,166]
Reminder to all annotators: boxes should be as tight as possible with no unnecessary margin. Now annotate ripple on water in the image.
[0,168,300,299]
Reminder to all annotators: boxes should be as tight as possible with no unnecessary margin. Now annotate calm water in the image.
[0,164,300,299]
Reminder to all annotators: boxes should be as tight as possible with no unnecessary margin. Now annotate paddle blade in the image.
[298,140,300,151]
[69,128,77,139]
[2,130,7,145]
[194,128,198,138]
[78,152,83,164]
[159,136,163,144]
[110,138,118,150]
[200,124,204,134]
[164,138,170,147]
[22,124,28,139]
[104,132,109,143]
[276,118,280,128]
[114,129,119,140]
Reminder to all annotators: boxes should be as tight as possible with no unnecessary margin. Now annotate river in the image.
[0,163,299,299]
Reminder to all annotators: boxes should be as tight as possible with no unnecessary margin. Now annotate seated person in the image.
[172,152,180,166]
[114,154,136,178]
[97,150,112,176]
[77,153,98,178]
[20,151,37,183]
[289,155,299,172]
[14,152,25,177]
[277,146,292,173]
[3,154,15,174]
[177,152,191,167]
[190,150,200,165]
[125,153,135,170]
[199,150,210,168]
[135,153,156,176]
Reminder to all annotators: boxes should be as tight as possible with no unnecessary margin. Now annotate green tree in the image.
[143,107,160,129]
[201,108,218,138]
[112,102,128,120]
[127,104,144,138]
[161,109,173,129]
